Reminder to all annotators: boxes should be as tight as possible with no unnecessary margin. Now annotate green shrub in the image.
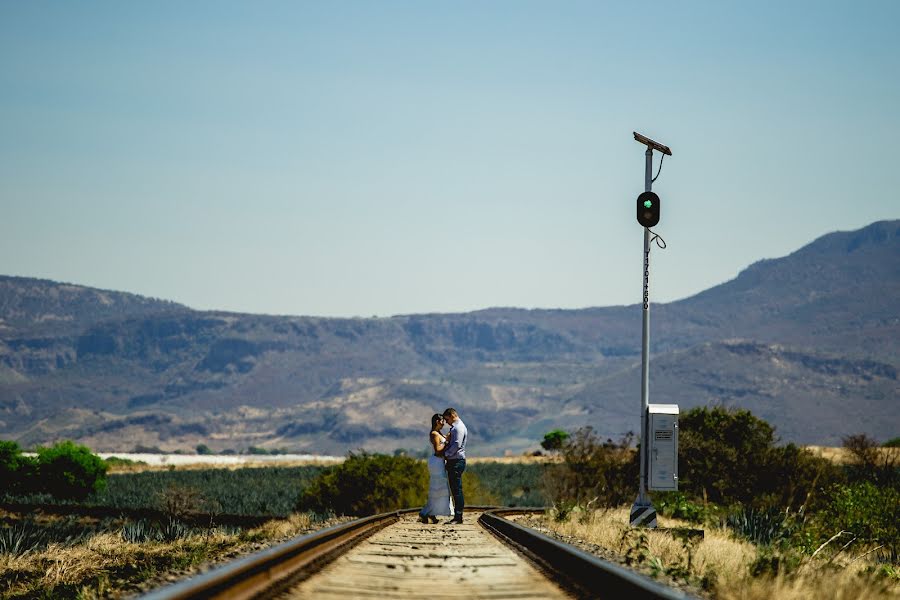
[133,445,164,453]
[813,482,899,561]
[542,428,637,509]
[35,440,108,500]
[678,407,776,504]
[884,437,900,448]
[297,452,428,516]
[654,491,711,524]
[678,407,840,508]
[0,440,35,496]
[196,444,213,455]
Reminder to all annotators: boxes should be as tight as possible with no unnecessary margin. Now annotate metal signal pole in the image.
[630,132,671,528]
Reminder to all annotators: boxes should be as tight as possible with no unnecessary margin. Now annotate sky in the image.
[2,1,899,318]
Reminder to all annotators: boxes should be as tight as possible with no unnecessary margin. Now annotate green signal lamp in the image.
[636,191,661,227]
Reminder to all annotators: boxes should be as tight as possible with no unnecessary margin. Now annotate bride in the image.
[419,413,454,523]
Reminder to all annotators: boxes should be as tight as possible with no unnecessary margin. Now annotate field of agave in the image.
[95,465,331,516]
[4,462,548,518]
[90,462,544,515]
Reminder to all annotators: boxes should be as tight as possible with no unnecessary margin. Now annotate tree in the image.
[678,406,839,507]
[196,444,213,455]
[842,433,898,486]
[541,429,570,452]
[36,440,108,500]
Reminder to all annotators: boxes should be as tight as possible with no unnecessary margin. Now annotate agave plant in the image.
[121,519,161,543]
[160,517,190,542]
[0,521,48,556]
[727,507,795,546]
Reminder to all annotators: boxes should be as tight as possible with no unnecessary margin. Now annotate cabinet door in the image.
[649,414,678,491]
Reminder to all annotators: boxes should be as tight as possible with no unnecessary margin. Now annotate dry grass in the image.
[1,532,220,598]
[715,571,898,600]
[533,508,899,600]
[0,512,337,599]
[544,508,755,584]
[804,446,899,465]
[244,512,316,540]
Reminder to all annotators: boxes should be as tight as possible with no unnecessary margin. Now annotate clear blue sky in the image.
[2,2,898,317]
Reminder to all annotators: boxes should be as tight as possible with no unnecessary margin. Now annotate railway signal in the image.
[629,131,677,529]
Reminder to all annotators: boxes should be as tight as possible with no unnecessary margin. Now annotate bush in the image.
[297,452,429,516]
[132,445,164,453]
[761,442,842,511]
[678,407,840,508]
[842,433,898,486]
[654,491,711,524]
[678,407,776,504]
[542,428,637,509]
[0,440,35,496]
[35,441,108,500]
[884,437,900,448]
[813,482,899,561]
[196,444,213,455]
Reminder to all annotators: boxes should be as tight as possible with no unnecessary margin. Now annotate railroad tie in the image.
[283,512,572,599]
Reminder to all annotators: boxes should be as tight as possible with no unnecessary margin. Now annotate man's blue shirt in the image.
[444,418,467,460]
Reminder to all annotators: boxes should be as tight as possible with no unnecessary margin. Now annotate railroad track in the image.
[140,507,696,600]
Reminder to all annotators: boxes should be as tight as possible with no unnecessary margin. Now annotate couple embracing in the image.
[419,408,467,524]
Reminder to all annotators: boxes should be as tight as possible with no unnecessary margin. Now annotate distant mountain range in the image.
[1,220,898,454]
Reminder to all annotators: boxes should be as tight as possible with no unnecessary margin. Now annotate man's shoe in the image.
[429,516,438,524]
[419,514,428,524]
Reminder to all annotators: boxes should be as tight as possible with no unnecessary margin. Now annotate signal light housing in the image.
[637,191,660,227]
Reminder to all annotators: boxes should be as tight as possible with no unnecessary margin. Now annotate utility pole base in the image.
[629,500,658,528]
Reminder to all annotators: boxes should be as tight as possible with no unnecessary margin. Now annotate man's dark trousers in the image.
[446,458,466,522]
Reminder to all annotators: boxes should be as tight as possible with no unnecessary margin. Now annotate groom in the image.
[442,408,467,524]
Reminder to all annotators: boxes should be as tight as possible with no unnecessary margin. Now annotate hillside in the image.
[1,221,898,452]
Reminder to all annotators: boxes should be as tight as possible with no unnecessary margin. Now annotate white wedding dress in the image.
[421,444,454,517]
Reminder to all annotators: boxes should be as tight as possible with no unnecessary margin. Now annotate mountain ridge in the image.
[1,220,898,452]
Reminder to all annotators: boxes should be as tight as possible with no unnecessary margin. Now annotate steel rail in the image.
[141,506,698,600]
[138,506,494,600]
[139,509,405,600]
[480,508,698,600]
